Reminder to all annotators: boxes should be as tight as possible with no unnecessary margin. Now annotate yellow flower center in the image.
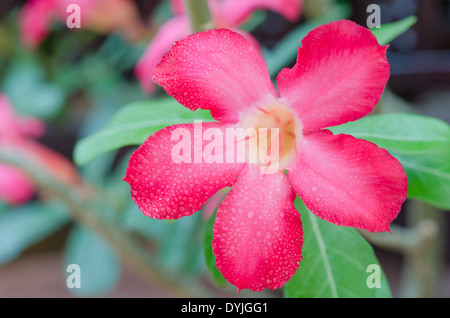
[239,100,302,173]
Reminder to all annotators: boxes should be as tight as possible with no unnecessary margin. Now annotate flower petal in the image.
[213,165,302,291]
[287,130,407,233]
[153,28,276,123]
[0,94,44,141]
[123,122,246,220]
[277,20,390,133]
[0,163,34,205]
[211,0,302,26]
[20,0,55,48]
[135,16,190,93]
[169,0,185,15]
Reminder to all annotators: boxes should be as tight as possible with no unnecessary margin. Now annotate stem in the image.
[401,200,444,298]
[184,0,213,33]
[0,145,204,297]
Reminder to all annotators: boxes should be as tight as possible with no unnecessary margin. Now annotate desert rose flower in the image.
[0,94,79,204]
[135,0,303,93]
[0,163,35,205]
[19,0,144,48]
[0,95,44,205]
[124,21,408,291]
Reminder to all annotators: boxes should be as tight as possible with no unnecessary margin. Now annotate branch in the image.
[0,144,205,297]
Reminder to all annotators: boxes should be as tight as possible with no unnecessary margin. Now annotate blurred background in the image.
[0,0,449,298]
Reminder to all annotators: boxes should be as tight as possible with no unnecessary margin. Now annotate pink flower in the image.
[0,95,80,205]
[135,0,303,93]
[124,20,408,291]
[0,95,44,205]
[0,163,35,205]
[19,0,143,48]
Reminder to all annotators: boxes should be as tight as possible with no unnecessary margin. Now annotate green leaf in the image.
[371,16,417,46]
[240,11,267,32]
[284,198,391,298]
[265,3,351,76]
[74,98,214,165]
[64,225,121,297]
[203,210,227,287]
[392,151,450,209]
[330,113,450,209]
[122,202,204,273]
[159,212,204,273]
[330,113,450,153]
[2,58,65,119]
[0,202,69,265]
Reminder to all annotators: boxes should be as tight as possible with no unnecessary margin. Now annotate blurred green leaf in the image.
[330,113,450,209]
[371,15,417,46]
[74,99,214,166]
[285,198,391,298]
[64,225,121,297]
[240,11,267,32]
[1,59,65,119]
[203,210,227,287]
[122,203,204,273]
[122,203,170,240]
[153,0,175,22]
[265,2,351,76]
[160,212,204,273]
[0,202,69,265]
[0,201,7,215]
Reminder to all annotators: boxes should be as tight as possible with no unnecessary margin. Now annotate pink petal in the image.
[17,118,45,139]
[20,0,56,48]
[212,165,303,291]
[277,20,390,133]
[0,94,44,141]
[287,130,407,233]
[153,28,276,123]
[53,0,97,18]
[169,0,185,15]
[230,28,262,53]
[211,0,302,26]
[123,122,246,220]
[202,188,229,221]
[0,163,34,205]
[135,16,190,93]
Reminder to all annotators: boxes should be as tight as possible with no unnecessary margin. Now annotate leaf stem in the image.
[184,0,213,33]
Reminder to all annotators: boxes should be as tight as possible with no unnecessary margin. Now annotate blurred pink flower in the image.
[124,21,408,291]
[135,0,303,93]
[0,94,80,205]
[0,95,44,205]
[19,0,145,48]
[0,163,35,205]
